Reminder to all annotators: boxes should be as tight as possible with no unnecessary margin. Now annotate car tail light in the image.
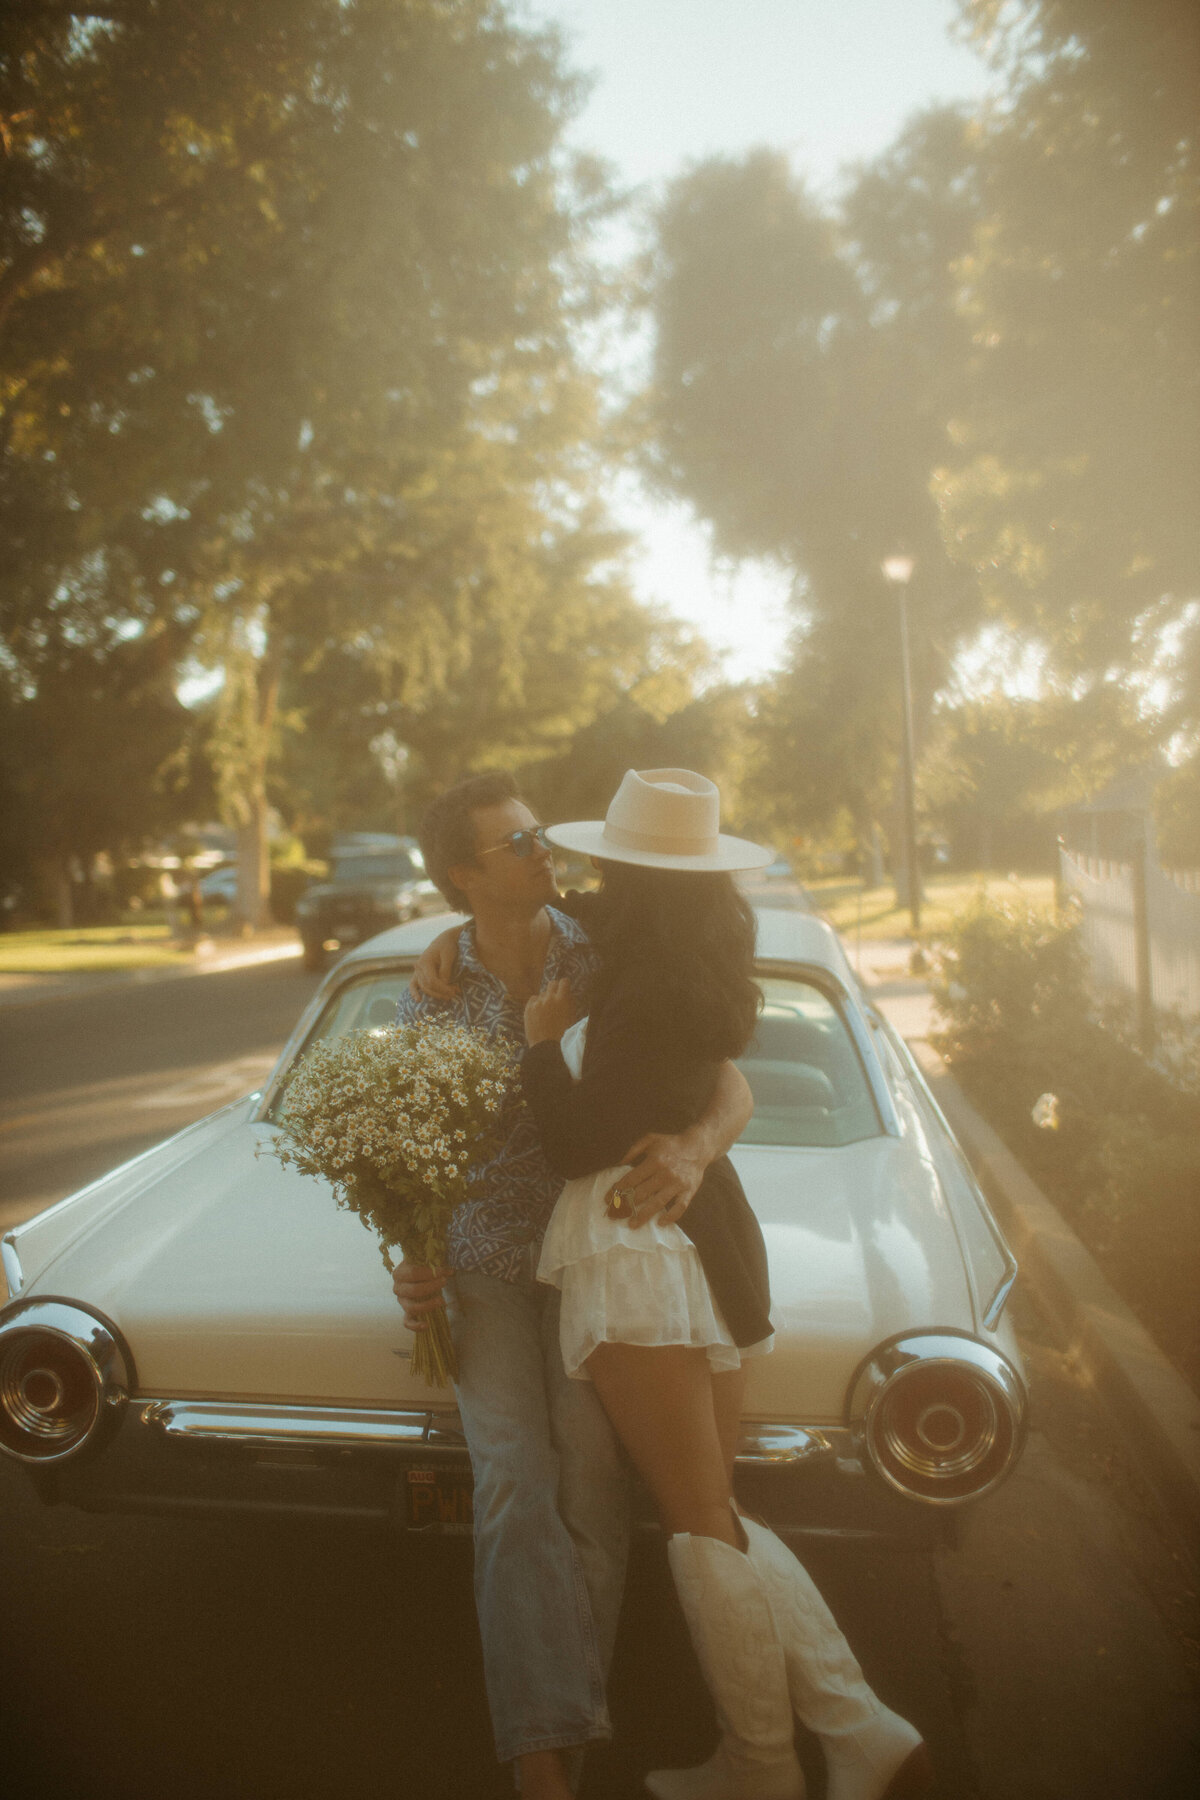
[849,1333,1026,1505]
[0,1300,130,1465]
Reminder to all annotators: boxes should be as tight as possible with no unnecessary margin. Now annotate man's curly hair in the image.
[419,771,521,913]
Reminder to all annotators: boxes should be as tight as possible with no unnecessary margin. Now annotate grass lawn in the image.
[806,871,1057,941]
[0,920,204,976]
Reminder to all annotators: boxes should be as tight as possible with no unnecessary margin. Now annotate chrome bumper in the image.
[139,1398,854,1470]
[27,1397,957,1544]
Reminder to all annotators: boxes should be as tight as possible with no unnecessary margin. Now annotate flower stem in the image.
[411,1306,457,1387]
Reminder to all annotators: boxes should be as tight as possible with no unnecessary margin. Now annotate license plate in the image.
[403,1465,474,1532]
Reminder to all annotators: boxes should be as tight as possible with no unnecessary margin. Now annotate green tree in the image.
[523,669,753,833]
[0,618,211,922]
[940,0,1200,694]
[922,687,1156,870]
[642,116,986,881]
[274,518,689,842]
[2,1,650,921]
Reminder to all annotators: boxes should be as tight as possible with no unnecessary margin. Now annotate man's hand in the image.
[605,1061,753,1228]
[605,1131,707,1227]
[524,977,578,1046]
[392,1258,450,1333]
[409,926,462,1002]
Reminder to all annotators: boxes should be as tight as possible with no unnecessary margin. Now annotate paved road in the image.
[0,958,322,1229]
[1,962,1197,1798]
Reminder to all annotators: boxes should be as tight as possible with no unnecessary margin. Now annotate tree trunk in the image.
[36,856,74,928]
[235,808,271,932]
[862,822,885,889]
[231,643,283,932]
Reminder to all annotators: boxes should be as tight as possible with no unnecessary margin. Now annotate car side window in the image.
[736,978,882,1148]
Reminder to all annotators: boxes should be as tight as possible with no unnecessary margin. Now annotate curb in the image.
[0,937,303,1009]
[907,1036,1200,1537]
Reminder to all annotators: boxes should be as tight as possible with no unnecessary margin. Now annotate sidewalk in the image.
[0,928,302,1009]
[848,932,1200,1539]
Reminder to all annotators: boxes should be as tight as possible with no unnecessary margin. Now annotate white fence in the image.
[1059,844,1200,1019]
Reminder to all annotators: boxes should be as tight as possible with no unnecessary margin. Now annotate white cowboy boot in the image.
[644,1532,806,1800]
[740,1519,931,1800]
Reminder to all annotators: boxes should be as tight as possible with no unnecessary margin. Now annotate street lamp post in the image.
[882,554,921,937]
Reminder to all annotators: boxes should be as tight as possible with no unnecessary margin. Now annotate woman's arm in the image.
[521,975,736,1189]
[408,924,463,1001]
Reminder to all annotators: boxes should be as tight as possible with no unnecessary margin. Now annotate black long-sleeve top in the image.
[521,960,772,1348]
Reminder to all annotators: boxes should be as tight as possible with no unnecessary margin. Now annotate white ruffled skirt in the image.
[537,1161,775,1382]
[536,1019,774,1382]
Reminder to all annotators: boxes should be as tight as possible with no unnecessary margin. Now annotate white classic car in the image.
[0,909,1026,1545]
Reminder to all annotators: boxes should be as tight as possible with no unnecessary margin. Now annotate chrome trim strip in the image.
[1,1234,23,1299]
[141,1399,465,1451]
[736,1424,850,1467]
[138,1398,853,1470]
[876,1018,1019,1325]
[981,1269,1018,1334]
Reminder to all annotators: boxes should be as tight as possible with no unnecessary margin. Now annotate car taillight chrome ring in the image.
[849,1333,1026,1506]
[0,1299,130,1465]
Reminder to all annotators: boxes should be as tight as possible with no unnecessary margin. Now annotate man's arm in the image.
[392,1261,450,1331]
[608,1060,753,1228]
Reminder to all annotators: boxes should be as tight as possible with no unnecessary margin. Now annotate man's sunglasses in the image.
[477,826,552,860]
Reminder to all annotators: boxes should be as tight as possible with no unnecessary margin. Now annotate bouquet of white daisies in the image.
[271,1020,512,1385]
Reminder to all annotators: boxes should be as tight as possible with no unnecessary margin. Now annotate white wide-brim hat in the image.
[546,768,773,873]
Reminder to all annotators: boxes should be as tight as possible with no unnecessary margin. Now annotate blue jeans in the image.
[447,1265,631,1773]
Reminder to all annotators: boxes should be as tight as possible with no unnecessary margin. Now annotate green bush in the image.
[931,898,1200,1387]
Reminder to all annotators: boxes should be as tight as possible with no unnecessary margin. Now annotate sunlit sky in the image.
[520,0,998,683]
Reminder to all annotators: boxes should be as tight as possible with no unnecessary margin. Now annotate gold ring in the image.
[610,1188,629,1212]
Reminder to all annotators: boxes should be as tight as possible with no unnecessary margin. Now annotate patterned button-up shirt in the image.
[394,905,599,1282]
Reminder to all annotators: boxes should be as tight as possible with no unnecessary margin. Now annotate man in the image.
[393,770,753,1800]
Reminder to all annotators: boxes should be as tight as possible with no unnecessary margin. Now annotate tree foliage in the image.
[0,618,212,919]
[643,115,986,850]
[643,5,1197,860]
[922,686,1157,868]
[1,1,664,918]
[941,0,1200,692]
[523,676,755,834]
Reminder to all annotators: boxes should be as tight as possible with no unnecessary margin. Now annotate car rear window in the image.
[736,977,882,1148]
[265,973,411,1120]
[271,969,882,1150]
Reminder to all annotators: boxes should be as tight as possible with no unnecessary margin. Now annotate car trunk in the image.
[23,1126,973,1423]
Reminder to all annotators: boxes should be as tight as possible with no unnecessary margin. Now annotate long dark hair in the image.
[587,861,760,1060]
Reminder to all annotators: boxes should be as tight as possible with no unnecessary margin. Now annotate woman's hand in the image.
[409,926,462,1001]
[524,977,578,1046]
[392,1258,451,1332]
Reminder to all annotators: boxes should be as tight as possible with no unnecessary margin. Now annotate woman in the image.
[520,768,931,1800]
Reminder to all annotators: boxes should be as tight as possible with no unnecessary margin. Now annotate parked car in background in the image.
[0,908,1026,1546]
[293,841,441,970]
[198,866,239,906]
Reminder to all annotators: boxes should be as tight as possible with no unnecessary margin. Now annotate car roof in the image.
[338,903,859,988]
